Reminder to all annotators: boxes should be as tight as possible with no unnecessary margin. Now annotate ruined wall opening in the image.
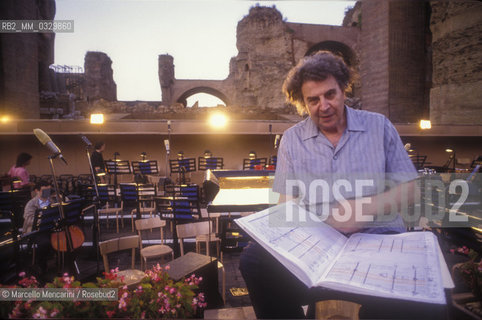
[177,87,229,107]
[305,41,357,67]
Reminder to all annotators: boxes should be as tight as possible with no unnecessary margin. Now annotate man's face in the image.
[301,75,346,135]
[99,144,106,152]
[37,186,51,200]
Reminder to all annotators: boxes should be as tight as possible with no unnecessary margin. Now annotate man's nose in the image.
[318,96,330,112]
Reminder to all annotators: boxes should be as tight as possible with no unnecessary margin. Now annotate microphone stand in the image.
[113,152,119,189]
[84,143,101,273]
[166,120,171,181]
[47,154,79,277]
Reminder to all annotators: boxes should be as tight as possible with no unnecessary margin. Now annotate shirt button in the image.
[333,155,338,160]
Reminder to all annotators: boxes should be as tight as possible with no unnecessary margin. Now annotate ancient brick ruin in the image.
[430,1,482,125]
[0,1,480,125]
[0,0,56,119]
[159,6,359,112]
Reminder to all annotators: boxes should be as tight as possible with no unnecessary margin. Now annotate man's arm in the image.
[22,199,37,234]
[326,179,417,233]
[278,193,295,203]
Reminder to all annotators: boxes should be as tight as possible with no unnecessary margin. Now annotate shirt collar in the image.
[345,106,366,132]
[38,198,50,208]
[301,106,365,141]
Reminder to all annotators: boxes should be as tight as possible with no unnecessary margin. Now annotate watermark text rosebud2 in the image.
[274,174,481,228]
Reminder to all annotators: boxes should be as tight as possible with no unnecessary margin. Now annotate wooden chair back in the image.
[315,300,361,320]
[135,216,166,246]
[99,235,140,271]
[176,220,213,256]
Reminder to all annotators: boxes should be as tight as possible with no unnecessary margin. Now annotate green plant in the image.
[1,264,206,319]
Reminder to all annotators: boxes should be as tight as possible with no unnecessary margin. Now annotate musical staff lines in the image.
[236,202,446,304]
[346,235,429,255]
[324,232,443,302]
[240,203,347,279]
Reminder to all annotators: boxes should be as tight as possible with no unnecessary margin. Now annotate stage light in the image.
[208,112,228,129]
[445,148,454,153]
[90,113,104,124]
[204,150,212,158]
[249,151,257,160]
[419,119,431,129]
[0,115,10,123]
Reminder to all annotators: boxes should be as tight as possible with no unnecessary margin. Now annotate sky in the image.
[54,0,356,105]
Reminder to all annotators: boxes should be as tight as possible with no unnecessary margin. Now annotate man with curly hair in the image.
[240,51,421,318]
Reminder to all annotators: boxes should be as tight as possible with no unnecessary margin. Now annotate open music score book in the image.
[235,201,454,304]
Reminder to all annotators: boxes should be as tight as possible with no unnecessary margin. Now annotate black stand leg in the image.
[84,146,101,274]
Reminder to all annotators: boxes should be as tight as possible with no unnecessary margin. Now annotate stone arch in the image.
[176,86,230,107]
[305,41,357,66]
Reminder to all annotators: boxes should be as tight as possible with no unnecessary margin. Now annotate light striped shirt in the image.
[273,106,418,233]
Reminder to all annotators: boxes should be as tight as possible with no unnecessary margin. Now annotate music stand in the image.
[156,184,201,257]
[119,183,156,221]
[198,157,224,171]
[470,156,482,169]
[242,158,268,170]
[104,160,132,187]
[409,154,427,170]
[132,160,160,175]
[169,158,196,184]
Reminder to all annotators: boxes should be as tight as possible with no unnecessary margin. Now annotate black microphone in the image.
[80,134,92,147]
[33,128,68,165]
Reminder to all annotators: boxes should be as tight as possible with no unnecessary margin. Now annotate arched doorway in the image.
[176,87,229,107]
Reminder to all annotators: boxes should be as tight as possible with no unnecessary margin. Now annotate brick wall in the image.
[360,0,390,117]
[0,1,40,119]
[430,1,482,125]
[0,0,55,119]
[388,1,427,123]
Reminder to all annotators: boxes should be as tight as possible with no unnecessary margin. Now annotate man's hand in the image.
[324,199,367,234]
[324,180,417,234]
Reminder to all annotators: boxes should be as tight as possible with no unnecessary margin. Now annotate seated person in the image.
[239,52,421,319]
[22,181,56,274]
[7,152,34,189]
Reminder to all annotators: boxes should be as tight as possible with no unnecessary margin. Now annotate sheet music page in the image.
[319,232,446,304]
[236,201,347,287]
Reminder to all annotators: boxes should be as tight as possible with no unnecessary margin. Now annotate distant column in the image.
[360,0,427,122]
[83,51,117,101]
[159,54,175,106]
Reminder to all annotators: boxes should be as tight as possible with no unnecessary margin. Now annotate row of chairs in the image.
[27,174,93,197]
[99,218,224,299]
[79,183,202,233]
